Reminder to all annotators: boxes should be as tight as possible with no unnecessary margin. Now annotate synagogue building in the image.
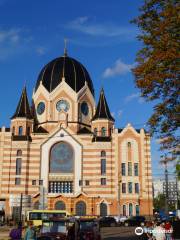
[0,49,153,218]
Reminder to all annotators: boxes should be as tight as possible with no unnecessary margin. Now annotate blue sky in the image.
[0,0,176,179]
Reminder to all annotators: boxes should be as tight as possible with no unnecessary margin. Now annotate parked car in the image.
[124,216,146,227]
[77,217,101,240]
[111,215,128,224]
[99,217,117,227]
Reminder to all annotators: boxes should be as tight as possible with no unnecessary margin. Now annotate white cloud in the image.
[125,92,144,104]
[0,28,21,44]
[111,112,115,118]
[102,59,134,78]
[0,28,33,61]
[66,16,137,38]
[118,110,123,118]
[36,46,46,56]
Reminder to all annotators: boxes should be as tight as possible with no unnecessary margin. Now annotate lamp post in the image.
[118,179,122,216]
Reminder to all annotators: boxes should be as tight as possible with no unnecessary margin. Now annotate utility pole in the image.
[160,155,169,216]
[176,175,179,209]
[164,161,169,215]
[19,193,23,223]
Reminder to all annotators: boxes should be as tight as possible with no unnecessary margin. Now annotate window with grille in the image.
[18,126,23,136]
[134,163,139,176]
[101,178,106,185]
[128,182,132,193]
[121,163,126,176]
[17,150,22,156]
[101,151,106,157]
[85,180,89,186]
[32,180,36,186]
[122,183,126,193]
[94,128,98,136]
[101,159,106,175]
[16,158,22,175]
[123,205,126,216]
[128,162,132,176]
[136,205,140,216]
[135,183,139,193]
[101,127,106,137]
[49,181,73,193]
[15,178,21,185]
[79,180,83,186]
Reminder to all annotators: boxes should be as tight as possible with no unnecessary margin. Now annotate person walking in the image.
[24,221,36,240]
[9,222,22,240]
[164,221,173,240]
[152,222,166,240]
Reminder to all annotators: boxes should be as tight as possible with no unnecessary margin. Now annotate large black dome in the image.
[35,55,94,96]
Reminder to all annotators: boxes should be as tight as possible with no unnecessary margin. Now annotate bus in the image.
[26,210,70,226]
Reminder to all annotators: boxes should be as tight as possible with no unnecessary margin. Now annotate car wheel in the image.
[124,222,129,227]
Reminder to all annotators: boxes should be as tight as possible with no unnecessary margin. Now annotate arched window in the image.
[101,151,106,157]
[12,127,15,135]
[55,201,66,210]
[16,158,22,175]
[123,205,126,216]
[17,150,22,156]
[18,126,23,136]
[34,201,40,210]
[136,205,140,216]
[100,203,107,216]
[76,201,86,216]
[94,128,97,137]
[127,142,131,148]
[101,127,106,137]
[49,142,74,173]
[101,159,106,175]
[129,203,133,216]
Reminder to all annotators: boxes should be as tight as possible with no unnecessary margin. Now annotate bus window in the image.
[29,212,42,220]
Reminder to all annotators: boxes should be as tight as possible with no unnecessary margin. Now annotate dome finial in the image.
[64,38,68,57]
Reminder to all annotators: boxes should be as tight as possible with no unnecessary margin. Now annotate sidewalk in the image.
[0,226,12,240]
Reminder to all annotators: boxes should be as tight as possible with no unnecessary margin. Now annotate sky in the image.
[0,0,176,179]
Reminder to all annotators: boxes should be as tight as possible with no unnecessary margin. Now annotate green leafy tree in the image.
[154,193,175,211]
[132,0,180,155]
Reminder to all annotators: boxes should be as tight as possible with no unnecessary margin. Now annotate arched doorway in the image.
[129,203,133,216]
[55,201,66,210]
[76,201,86,216]
[100,202,107,216]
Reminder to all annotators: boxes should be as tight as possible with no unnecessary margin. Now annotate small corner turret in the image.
[91,88,114,138]
[11,87,33,138]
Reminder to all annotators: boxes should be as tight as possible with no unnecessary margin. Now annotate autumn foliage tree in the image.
[132,0,180,156]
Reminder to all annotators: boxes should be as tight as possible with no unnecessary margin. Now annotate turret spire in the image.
[92,88,114,121]
[11,87,32,119]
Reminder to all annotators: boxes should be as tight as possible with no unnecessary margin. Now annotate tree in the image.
[154,193,175,211]
[131,0,180,156]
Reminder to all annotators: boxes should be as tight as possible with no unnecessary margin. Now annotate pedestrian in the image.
[152,222,166,240]
[24,221,36,240]
[164,220,173,240]
[9,222,22,240]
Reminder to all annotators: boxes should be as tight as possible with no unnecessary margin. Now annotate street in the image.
[0,226,139,240]
[101,226,139,240]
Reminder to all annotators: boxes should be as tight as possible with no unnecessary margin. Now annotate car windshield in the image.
[80,221,95,230]
[42,221,67,233]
